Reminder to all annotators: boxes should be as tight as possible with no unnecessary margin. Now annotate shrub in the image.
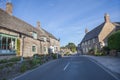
[94,51,104,56]
[0,59,8,64]
[8,57,21,62]
[5,63,14,67]
[102,46,110,55]
[0,66,4,70]
[88,49,94,55]
[29,58,41,67]
[94,48,104,56]
[52,54,57,59]
[108,30,120,51]
[20,63,27,73]
[2,78,7,80]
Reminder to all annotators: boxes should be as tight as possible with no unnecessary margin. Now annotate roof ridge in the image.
[81,22,105,43]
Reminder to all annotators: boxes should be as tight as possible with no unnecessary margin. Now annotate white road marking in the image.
[64,62,70,71]
[88,58,120,80]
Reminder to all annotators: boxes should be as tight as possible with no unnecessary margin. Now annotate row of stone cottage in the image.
[0,2,60,57]
[77,13,120,55]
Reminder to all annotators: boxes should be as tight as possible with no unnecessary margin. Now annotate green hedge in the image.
[108,30,120,51]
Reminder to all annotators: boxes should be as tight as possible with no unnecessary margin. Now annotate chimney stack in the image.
[6,2,13,15]
[85,28,88,34]
[37,21,41,29]
[104,13,110,23]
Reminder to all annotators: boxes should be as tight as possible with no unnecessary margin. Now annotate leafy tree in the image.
[108,30,120,51]
[60,46,66,49]
[65,42,76,52]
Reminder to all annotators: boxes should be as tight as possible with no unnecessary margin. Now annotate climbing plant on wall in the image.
[17,39,20,56]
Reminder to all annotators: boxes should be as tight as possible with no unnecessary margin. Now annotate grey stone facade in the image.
[78,14,120,54]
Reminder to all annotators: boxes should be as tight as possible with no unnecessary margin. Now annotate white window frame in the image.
[32,32,37,39]
[32,45,37,53]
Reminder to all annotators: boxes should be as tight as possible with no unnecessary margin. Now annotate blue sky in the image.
[0,0,120,46]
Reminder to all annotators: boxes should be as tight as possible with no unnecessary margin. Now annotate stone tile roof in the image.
[42,29,58,40]
[81,22,120,44]
[113,22,120,31]
[0,8,57,40]
[81,23,105,43]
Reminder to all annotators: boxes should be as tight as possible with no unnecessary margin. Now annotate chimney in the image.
[37,21,41,29]
[85,28,88,34]
[104,13,110,23]
[6,2,13,15]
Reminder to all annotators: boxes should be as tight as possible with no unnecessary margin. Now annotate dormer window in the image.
[40,37,47,42]
[32,32,37,39]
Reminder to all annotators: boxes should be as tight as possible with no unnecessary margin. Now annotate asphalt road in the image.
[14,56,119,80]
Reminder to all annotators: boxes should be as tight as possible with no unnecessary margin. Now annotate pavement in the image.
[13,56,120,80]
[83,55,120,75]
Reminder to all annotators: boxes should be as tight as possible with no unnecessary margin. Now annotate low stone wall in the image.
[0,54,16,60]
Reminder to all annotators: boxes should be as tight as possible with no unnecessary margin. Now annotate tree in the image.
[65,42,76,52]
[108,30,120,51]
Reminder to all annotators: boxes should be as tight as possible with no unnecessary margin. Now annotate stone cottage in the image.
[0,2,60,57]
[78,14,120,54]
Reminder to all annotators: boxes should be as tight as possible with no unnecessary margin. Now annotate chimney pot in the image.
[85,28,88,34]
[37,21,40,29]
[104,13,110,23]
[6,2,13,15]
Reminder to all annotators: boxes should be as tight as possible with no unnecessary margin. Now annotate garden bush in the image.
[88,49,94,55]
[5,63,14,67]
[0,59,8,64]
[94,51,104,56]
[108,30,120,51]
[20,63,27,73]
[8,57,21,62]
[52,54,57,59]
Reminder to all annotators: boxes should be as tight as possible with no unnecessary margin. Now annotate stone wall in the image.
[99,22,115,44]
[0,28,60,57]
[0,29,19,37]
[21,36,41,57]
[81,38,99,54]
[50,38,60,53]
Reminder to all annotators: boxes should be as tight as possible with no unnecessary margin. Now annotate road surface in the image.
[14,56,119,80]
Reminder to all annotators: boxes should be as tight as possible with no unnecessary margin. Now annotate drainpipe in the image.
[21,35,25,62]
[40,41,42,54]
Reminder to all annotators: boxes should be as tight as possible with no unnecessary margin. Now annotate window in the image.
[93,38,95,43]
[88,40,90,44]
[44,46,47,52]
[0,34,17,54]
[82,43,84,46]
[8,37,11,49]
[89,47,91,50]
[32,32,37,39]
[0,36,1,49]
[83,48,85,53]
[32,46,36,52]
[86,48,88,53]
[85,42,87,45]
[2,37,7,49]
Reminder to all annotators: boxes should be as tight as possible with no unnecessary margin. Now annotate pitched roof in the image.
[81,23,105,43]
[80,21,120,44]
[0,8,43,36]
[113,22,120,31]
[42,29,58,40]
[0,8,58,40]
